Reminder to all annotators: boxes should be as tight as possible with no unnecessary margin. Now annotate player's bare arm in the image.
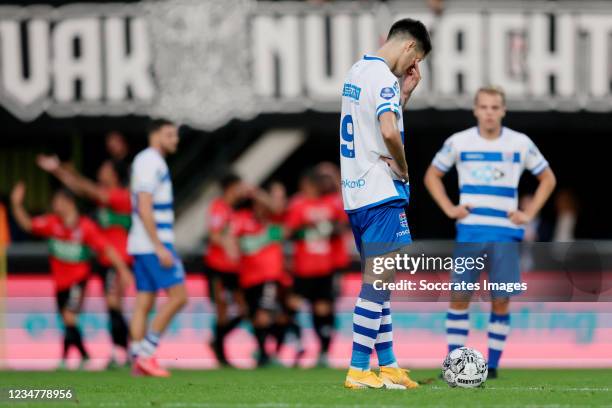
[10,181,33,232]
[424,165,470,219]
[379,111,409,182]
[137,191,173,267]
[509,167,556,225]
[37,154,109,204]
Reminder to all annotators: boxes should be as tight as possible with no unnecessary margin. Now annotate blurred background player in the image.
[128,119,188,377]
[284,169,336,367]
[10,183,131,369]
[204,173,246,366]
[232,187,284,367]
[340,18,430,389]
[36,154,132,368]
[105,131,130,167]
[424,86,556,378]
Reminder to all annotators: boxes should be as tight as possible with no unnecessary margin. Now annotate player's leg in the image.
[148,282,188,349]
[488,297,510,378]
[102,267,129,367]
[281,289,305,366]
[312,276,335,367]
[486,240,520,378]
[247,282,278,367]
[446,298,471,352]
[59,280,89,368]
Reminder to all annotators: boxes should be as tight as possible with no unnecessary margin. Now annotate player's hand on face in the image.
[381,157,409,182]
[402,60,422,97]
[155,244,174,268]
[36,154,60,172]
[508,210,531,225]
[446,204,470,220]
[10,182,26,206]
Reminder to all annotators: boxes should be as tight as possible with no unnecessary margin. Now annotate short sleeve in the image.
[30,215,54,237]
[284,201,303,231]
[208,203,229,233]
[105,188,131,213]
[373,74,401,120]
[82,218,109,254]
[132,155,160,194]
[432,137,457,173]
[524,139,549,176]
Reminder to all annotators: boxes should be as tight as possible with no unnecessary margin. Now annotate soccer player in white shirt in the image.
[128,119,188,377]
[341,19,431,389]
[424,86,556,378]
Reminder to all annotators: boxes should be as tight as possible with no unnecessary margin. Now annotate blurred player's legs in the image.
[98,265,129,368]
[272,278,304,367]
[244,281,279,367]
[57,279,89,369]
[129,249,187,377]
[207,269,245,367]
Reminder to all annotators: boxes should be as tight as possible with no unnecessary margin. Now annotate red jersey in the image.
[205,198,239,272]
[31,215,109,291]
[96,187,132,266]
[322,192,350,269]
[285,195,335,277]
[232,209,284,288]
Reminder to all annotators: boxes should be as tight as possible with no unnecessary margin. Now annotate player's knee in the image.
[491,298,510,314]
[254,310,271,328]
[450,300,470,310]
[62,310,77,326]
[313,300,332,316]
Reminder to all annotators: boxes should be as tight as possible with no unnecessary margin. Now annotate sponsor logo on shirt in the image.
[380,87,395,100]
[341,178,366,189]
[399,212,408,228]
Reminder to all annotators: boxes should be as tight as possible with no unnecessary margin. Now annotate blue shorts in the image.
[348,200,412,258]
[453,227,522,298]
[133,245,186,292]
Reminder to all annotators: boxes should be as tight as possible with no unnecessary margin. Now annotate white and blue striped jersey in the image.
[127,147,174,254]
[340,55,409,213]
[432,126,549,238]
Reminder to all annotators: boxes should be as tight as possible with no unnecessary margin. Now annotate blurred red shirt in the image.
[31,214,108,291]
[96,187,132,266]
[205,198,239,272]
[321,192,350,270]
[285,195,335,277]
[232,209,284,288]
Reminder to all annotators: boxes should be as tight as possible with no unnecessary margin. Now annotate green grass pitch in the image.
[1,368,611,407]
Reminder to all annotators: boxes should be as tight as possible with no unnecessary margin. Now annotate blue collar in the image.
[363,54,387,63]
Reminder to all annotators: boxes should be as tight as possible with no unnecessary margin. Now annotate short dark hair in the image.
[220,173,241,191]
[148,118,175,136]
[387,18,432,55]
[53,187,77,203]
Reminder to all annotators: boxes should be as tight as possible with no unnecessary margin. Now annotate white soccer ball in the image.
[442,347,488,388]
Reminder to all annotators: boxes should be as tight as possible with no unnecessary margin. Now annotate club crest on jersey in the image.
[380,87,395,100]
[399,212,408,228]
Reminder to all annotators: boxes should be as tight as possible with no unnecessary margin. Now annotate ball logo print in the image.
[380,87,396,100]
[442,347,488,388]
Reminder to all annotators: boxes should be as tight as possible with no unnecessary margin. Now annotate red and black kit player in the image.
[204,174,247,366]
[232,189,285,367]
[10,183,132,369]
[37,154,133,367]
[285,169,337,367]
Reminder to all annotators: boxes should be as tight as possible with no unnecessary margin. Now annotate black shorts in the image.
[205,266,240,302]
[56,280,87,312]
[244,282,279,318]
[93,263,118,295]
[294,275,335,302]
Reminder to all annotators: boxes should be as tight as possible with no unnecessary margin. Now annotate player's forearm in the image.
[382,131,408,176]
[104,246,131,277]
[525,168,557,219]
[424,166,455,216]
[61,165,107,203]
[11,203,32,232]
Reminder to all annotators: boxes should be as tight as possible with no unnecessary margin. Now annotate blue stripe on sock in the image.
[488,349,502,369]
[350,346,371,370]
[354,306,381,320]
[378,324,392,333]
[490,313,510,323]
[381,308,391,316]
[376,343,396,366]
[446,313,469,321]
[375,341,393,351]
[448,344,462,353]
[446,328,469,336]
[353,324,378,339]
[352,342,373,354]
[488,332,507,341]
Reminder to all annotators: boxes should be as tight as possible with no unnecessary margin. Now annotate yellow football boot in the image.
[378,367,419,389]
[344,368,385,389]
